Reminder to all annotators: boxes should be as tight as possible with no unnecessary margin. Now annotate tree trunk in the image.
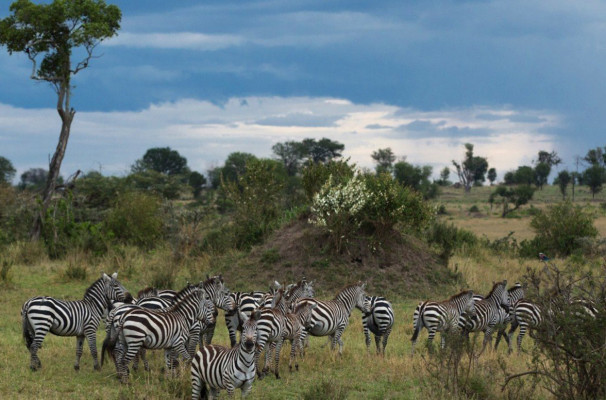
[30,108,75,240]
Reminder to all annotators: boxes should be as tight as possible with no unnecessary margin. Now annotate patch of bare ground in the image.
[246,216,460,299]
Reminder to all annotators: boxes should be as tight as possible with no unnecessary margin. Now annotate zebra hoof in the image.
[30,365,39,372]
[275,374,281,380]
[74,365,80,371]
[94,364,101,371]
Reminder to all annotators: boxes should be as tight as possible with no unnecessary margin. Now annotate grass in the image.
[1,260,544,399]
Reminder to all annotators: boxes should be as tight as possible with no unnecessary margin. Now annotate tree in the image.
[371,148,396,174]
[0,0,121,239]
[272,141,306,176]
[583,146,606,167]
[19,168,50,191]
[489,185,535,217]
[438,167,451,186]
[582,164,606,199]
[188,171,206,199]
[554,170,571,200]
[302,138,344,163]
[452,143,488,192]
[0,156,16,184]
[132,147,188,176]
[534,162,551,190]
[222,152,257,184]
[487,168,497,186]
[393,161,439,199]
[513,166,535,185]
[536,150,562,167]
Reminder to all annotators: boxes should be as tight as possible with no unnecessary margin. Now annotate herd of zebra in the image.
[22,272,589,398]
[20,272,394,398]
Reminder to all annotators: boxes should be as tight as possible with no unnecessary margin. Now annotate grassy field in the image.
[1,259,544,400]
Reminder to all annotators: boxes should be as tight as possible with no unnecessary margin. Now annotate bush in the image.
[301,159,355,201]
[104,191,164,248]
[530,201,598,256]
[426,220,478,264]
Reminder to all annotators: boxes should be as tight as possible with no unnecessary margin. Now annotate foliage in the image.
[554,170,572,200]
[582,164,606,199]
[272,140,307,176]
[0,156,16,184]
[452,143,488,192]
[489,185,535,217]
[131,147,189,176]
[530,201,598,256]
[487,168,497,185]
[125,170,185,200]
[371,147,396,174]
[438,167,451,186]
[393,161,439,199]
[426,220,478,264]
[583,145,606,167]
[18,168,50,191]
[220,152,258,185]
[188,171,206,198]
[104,191,163,248]
[301,158,355,201]
[221,158,286,248]
[505,264,606,400]
[301,137,344,164]
[534,162,551,189]
[537,150,562,167]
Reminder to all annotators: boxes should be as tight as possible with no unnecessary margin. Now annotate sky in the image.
[1,0,605,182]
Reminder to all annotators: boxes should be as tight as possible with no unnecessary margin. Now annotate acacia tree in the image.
[452,143,488,193]
[371,147,396,174]
[0,0,121,239]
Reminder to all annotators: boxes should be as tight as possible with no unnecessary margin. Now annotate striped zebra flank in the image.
[254,289,289,380]
[198,275,236,347]
[459,280,510,355]
[296,281,369,355]
[508,299,542,353]
[21,272,128,371]
[191,310,261,400]
[493,282,526,353]
[362,295,394,355]
[116,289,213,383]
[225,290,266,347]
[410,289,476,354]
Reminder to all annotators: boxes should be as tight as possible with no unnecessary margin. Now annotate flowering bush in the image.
[310,172,434,251]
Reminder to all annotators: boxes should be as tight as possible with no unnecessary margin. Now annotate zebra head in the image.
[362,296,373,316]
[201,276,236,311]
[102,272,129,304]
[194,290,215,326]
[464,291,477,317]
[487,280,510,313]
[295,302,318,330]
[240,310,261,353]
[353,282,370,314]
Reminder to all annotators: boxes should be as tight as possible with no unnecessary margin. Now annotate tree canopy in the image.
[452,143,488,192]
[132,147,189,176]
[0,156,16,184]
[371,148,396,174]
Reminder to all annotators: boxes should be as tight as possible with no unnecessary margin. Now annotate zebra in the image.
[296,281,370,355]
[458,280,511,355]
[225,290,266,347]
[198,275,236,347]
[492,282,526,352]
[507,299,542,353]
[191,310,262,400]
[259,278,315,314]
[115,289,213,383]
[264,294,318,375]
[362,295,394,355]
[410,290,476,354]
[21,272,129,371]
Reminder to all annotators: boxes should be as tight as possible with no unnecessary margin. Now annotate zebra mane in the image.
[137,287,157,298]
[173,282,197,302]
[334,281,364,300]
[166,289,202,312]
[203,274,224,287]
[83,276,107,299]
[485,280,506,299]
[446,290,473,302]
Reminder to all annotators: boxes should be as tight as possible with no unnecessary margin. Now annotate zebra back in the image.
[363,296,394,336]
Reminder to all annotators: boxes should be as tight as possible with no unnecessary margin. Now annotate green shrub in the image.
[0,258,13,286]
[426,220,478,264]
[105,191,164,248]
[469,204,480,213]
[302,379,350,400]
[530,201,598,256]
[301,159,355,201]
[62,263,87,281]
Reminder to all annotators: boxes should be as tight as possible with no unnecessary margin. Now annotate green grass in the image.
[1,262,540,399]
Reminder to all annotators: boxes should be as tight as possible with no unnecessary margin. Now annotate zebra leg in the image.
[289,338,299,372]
[84,328,101,371]
[262,342,274,377]
[382,328,391,356]
[333,328,346,355]
[363,321,371,353]
[374,334,381,355]
[204,325,215,346]
[118,342,141,384]
[225,312,239,347]
[517,324,528,353]
[241,379,254,398]
[274,338,284,379]
[74,335,85,371]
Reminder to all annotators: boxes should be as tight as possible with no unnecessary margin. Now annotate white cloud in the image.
[105,32,246,51]
[0,97,561,180]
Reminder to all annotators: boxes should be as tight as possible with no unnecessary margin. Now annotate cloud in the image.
[0,97,562,181]
[105,32,246,50]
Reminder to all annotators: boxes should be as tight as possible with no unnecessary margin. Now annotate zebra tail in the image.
[22,307,33,349]
[101,332,115,366]
[410,303,424,342]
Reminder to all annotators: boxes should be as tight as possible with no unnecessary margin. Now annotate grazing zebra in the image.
[191,310,262,400]
[492,282,525,352]
[362,295,394,355]
[116,289,213,383]
[507,299,542,353]
[296,281,369,355]
[21,272,129,371]
[410,290,476,354]
[458,280,510,355]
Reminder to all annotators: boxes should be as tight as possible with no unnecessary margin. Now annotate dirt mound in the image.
[245,217,459,299]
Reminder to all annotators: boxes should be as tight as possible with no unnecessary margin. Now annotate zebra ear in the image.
[102,273,110,281]
[239,311,249,324]
[111,272,118,279]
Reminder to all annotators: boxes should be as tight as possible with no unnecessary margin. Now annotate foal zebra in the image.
[116,289,213,383]
[362,295,394,355]
[224,290,266,347]
[296,281,369,355]
[410,290,476,354]
[458,280,510,355]
[21,272,129,371]
[191,310,262,400]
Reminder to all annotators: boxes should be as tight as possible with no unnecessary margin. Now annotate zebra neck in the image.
[82,282,109,316]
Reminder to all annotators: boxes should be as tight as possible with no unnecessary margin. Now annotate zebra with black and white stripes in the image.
[458,280,510,355]
[492,282,525,352]
[296,281,370,355]
[225,290,266,347]
[362,295,394,355]
[21,272,129,371]
[116,289,213,383]
[198,275,236,347]
[507,299,542,353]
[410,290,476,354]
[191,310,262,399]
